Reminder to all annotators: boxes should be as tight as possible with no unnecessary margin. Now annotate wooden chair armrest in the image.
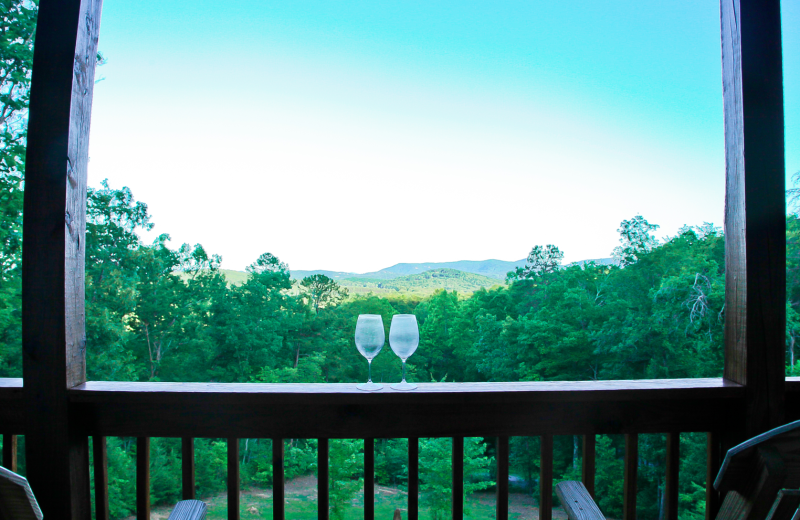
[167,499,207,520]
[556,481,606,520]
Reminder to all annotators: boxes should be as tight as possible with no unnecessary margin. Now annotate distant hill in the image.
[291,258,527,281]
[341,268,503,295]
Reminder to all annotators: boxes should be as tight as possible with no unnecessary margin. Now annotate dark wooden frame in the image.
[2,0,785,517]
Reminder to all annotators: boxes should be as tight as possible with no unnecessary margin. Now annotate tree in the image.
[508,245,564,281]
[612,215,660,266]
[301,274,348,313]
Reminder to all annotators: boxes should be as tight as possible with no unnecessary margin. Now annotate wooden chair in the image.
[0,465,207,520]
[555,420,800,520]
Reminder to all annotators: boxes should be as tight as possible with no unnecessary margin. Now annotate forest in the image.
[2,1,800,519]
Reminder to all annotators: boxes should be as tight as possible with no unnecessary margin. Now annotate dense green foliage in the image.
[1,3,799,519]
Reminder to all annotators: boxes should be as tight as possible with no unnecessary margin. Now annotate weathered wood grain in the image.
[555,481,605,520]
[167,499,207,520]
[623,434,637,520]
[408,438,419,520]
[21,0,103,512]
[720,0,785,437]
[228,438,239,520]
[182,438,195,500]
[93,436,109,520]
[0,465,43,520]
[496,436,509,520]
[582,435,595,498]
[453,437,464,520]
[666,433,679,520]
[540,434,553,520]
[137,437,150,520]
[764,490,800,520]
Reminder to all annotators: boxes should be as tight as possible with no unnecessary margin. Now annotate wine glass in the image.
[355,314,385,391]
[389,314,419,390]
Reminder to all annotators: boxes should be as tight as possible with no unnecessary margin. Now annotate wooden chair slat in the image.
[555,481,605,520]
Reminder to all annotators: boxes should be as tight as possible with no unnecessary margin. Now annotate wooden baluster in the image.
[2,433,17,472]
[706,432,721,520]
[666,433,680,520]
[137,437,150,520]
[453,437,464,520]
[624,434,638,520]
[273,439,285,520]
[182,437,195,500]
[228,438,240,520]
[582,434,596,498]
[319,438,329,520]
[540,435,553,520]
[365,438,375,520]
[93,436,109,520]
[409,438,419,520]
[496,436,509,520]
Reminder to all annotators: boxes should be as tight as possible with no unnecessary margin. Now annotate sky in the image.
[86,1,800,274]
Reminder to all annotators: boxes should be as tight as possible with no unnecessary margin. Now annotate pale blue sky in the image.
[87,1,799,273]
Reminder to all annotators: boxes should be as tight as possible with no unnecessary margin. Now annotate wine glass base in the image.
[357,382,383,392]
[390,381,418,391]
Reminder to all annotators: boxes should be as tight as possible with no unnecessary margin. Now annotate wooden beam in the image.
[137,437,150,520]
[318,438,329,520]
[68,379,744,438]
[228,438,239,520]
[540,434,553,520]
[452,437,464,520]
[2,434,17,472]
[720,0,785,437]
[93,436,109,520]
[665,433,679,520]
[623,434,638,520]
[364,438,374,520]
[582,434,596,498]
[272,439,284,520]
[496,436,509,520]
[182,437,195,500]
[408,438,419,520]
[21,0,103,514]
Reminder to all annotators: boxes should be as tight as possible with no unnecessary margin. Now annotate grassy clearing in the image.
[139,476,567,520]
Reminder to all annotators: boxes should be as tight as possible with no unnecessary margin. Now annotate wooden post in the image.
[273,439,284,520]
[408,438,419,520]
[182,437,195,500]
[582,434,596,498]
[623,434,638,520]
[540,435,553,520]
[2,433,17,472]
[228,438,240,520]
[665,433,679,520]
[720,0,785,437]
[364,438,375,520]
[452,437,464,520]
[136,437,150,520]
[93,436,109,520]
[318,438,329,520]
[496,436,509,520]
[22,0,102,515]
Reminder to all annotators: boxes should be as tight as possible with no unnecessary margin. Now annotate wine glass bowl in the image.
[355,314,385,391]
[389,314,419,390]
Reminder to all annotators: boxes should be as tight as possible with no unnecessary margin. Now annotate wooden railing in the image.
[7,377,799,520]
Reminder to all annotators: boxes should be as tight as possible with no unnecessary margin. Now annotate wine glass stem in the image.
[402,360,407,383]
[368,359,373,383]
